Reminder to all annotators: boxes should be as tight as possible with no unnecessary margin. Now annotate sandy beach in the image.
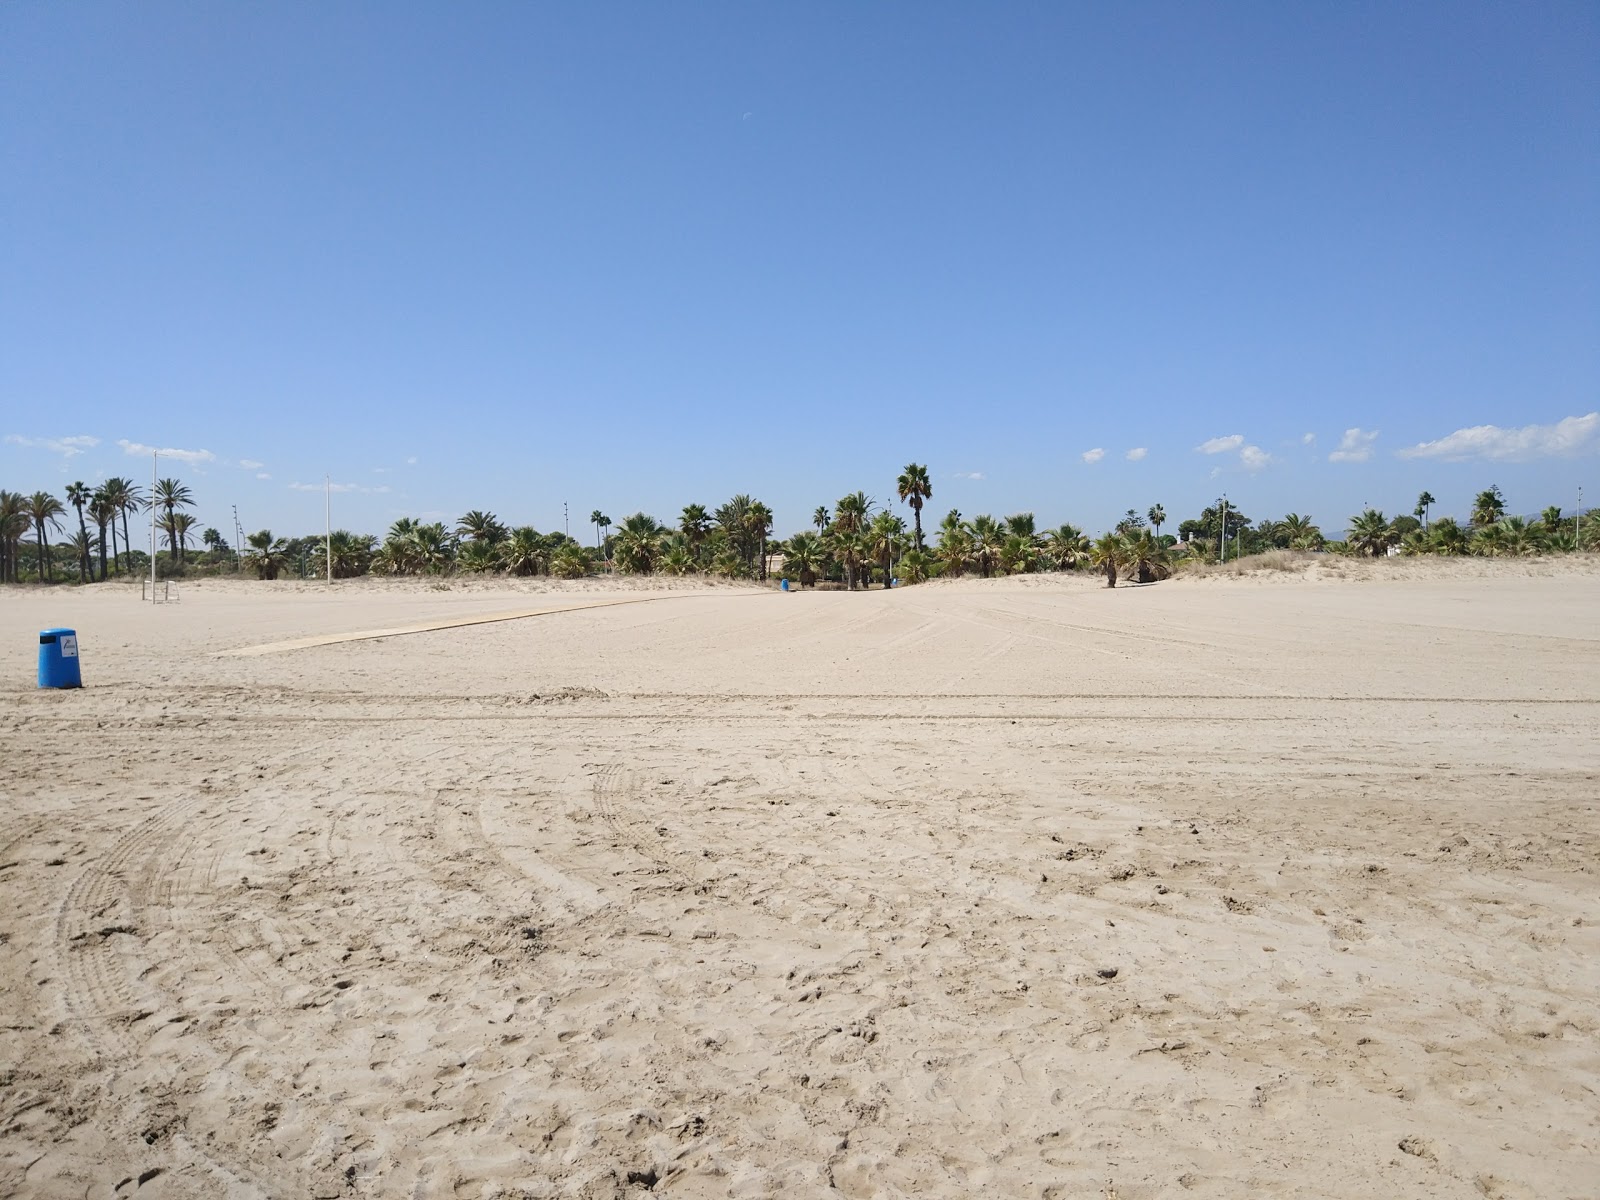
[2,562,1597,1199]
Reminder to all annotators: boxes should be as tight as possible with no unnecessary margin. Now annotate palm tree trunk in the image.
[37,526,49,582]
[121,509,132,572]
[73,504,90,581]
[913,504,924,552]
[97,525,108,581]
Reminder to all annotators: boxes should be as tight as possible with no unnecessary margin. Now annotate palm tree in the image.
[867,511,904,587]
[1470,486,1506,530]
[812,506,831,535]
[90,487,115,580]
[746,500,774,579]
[245,530,289,579]
[457,510,506,545]
[998,533,1035,575]
[550,543,591,579]
[658,533,695,575]
[829,527,870,590]
[784,530,827,588]
[457,539,502,573]
[1090,533,1121,588]
[935,510,971,578]
[1278,513,1323,550]
[503,527,548,576]
[65,482,93,582]
[408,522,455,573]
[1495,516,1540,556]
[154,478,195,565]
[68,529,96,582]
[897,547,931,584]
[318,530,376,578]
[1428,516,1469,555]
[1540,506,1565,536]
[614,512,665,574]
[103,477,144,573]
[28,491,65,582]
[967,514,1002,578]
[160,511,198,563]
[0,491,28,583]
[1415,491,1436,529]
[833,491,872,534]
[589,510,608,550]
[896,463,932,551]
[1347,509,1394,557]
[1043,524,1089,570]
[1147,504,1166,540]
[1120,529,1172,583]
[679,505,709,562]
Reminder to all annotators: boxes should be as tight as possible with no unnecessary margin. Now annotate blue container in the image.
[38,628,82,689]
[780,579,790,592]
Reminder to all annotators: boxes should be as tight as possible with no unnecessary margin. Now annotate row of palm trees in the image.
[0,477,199,583]
[3,468,1593,586]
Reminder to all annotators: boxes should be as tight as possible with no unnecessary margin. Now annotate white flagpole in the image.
[325,474,332,584]
[150,451,158,601]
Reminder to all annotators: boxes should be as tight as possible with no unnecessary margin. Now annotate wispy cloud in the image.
[289,481,390,494]
[117,438,215,465]
[951,470,985,480]
[1196,434,1244,455]
[6,434,100,458]
[1302,432,1317,446]
[1080,448,1105,464]
[1328,427,1379,463]
[256,472,272,480]
[1124,447,1147,462]
[238,459,265,470]
[1396,413,1599,462]
[1239,445,1272,471]
[405,456,418,465]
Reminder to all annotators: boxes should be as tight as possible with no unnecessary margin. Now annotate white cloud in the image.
[1328,427,1379,463]
[1239,444,1272,471]
[951,470,985,480]
[372,467,391,474]
[1396,412,1599,462]
[1081,448,1106,464]
[117,438,215,465]
[290,481,390,494]
[256,472,272,480]
[1125,447,1148,461]
[238,459,264,470]
[6,434,100,457]
[1302,432,1317,445]
[405,456,418,465]
[1196,434,1244,455]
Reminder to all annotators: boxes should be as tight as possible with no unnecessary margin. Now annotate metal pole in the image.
[150,451,158,600]
[1577,485,1583,547]
[1220,495,1227,563]
[564,502,569,539]
[325,475,332,584]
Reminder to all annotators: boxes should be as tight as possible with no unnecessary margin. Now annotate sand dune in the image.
[2,566,1597,1197]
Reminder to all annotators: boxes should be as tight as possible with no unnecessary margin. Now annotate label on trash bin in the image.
[59,635,78,658]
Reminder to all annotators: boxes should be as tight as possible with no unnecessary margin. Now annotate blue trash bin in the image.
[38,628,82,689]
[780,579,790,592]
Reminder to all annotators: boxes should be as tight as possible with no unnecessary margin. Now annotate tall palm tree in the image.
[1347,509,1394,557]
[65,482,93,582]
[1415,491,1436,529]
[1147,504,1166,540]
[679,504,709,562]
[746,500,774,579]
[161,511,198,562]
[1540,506,1565,536]
[829,527,870,590]
[896,463,932,551]
[0,491,28,583]
[28,491,65,582]
[812,506,831,535]
[833,491,872,534]
[154,478,195,564]
[589,510,609,550]
[867,511,904,586]
[1470,486,1506,530]
[103,477,144,573]
[68,529,96,582]
[90,487,115,580]
[1120,529,1172,583]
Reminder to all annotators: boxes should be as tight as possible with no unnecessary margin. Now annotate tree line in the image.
[1,470,1593,587]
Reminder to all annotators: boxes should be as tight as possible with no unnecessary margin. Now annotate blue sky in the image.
[3,2,1596,541]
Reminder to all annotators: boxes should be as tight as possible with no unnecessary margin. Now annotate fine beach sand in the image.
[2,562,1597,1198]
